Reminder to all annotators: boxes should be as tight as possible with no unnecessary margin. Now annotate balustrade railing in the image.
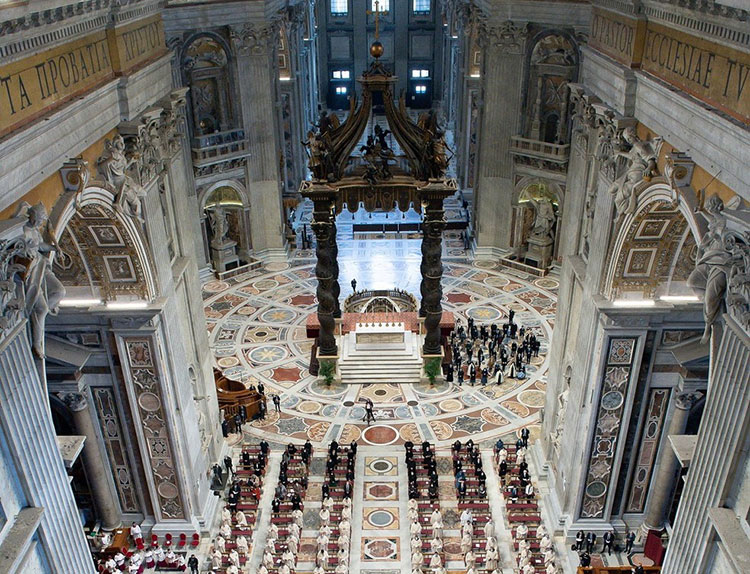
[191,129,249,165]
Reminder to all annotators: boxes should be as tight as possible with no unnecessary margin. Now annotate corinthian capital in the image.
[487,21,529,54]
[230,22,275,57]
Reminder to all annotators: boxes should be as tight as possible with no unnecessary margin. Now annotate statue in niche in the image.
[14,202,66,359]
[608,127,660,218]
[97,134,146,222]
[209,206,230,247]
[529,197,556,239]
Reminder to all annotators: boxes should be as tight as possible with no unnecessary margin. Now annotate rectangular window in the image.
[332,70,351,80]
[371,0,389,11]
[413,0,430,13]
[415,85,427,94]
[331,0,348,15]
[411,69,430,78]
[335,86,348,95]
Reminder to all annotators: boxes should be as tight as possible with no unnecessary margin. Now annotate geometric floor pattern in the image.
[202,236,558,448]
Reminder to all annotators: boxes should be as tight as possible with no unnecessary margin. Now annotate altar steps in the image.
[339,331,423,385]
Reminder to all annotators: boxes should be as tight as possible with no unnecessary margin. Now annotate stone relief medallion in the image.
[429,420,453,440]
[137,392,161,412]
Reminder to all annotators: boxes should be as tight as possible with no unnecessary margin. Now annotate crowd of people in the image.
[312,440,356,573]
[256,441,312,574]
[445,313,541,386]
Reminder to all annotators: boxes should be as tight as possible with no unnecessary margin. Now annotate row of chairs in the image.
[135,532,200,551]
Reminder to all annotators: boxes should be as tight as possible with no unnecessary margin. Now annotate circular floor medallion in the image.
[343,400,355,407]
[217,356,240,368]
[362,424,399,445]
[368,459,394,474]
[374,389,387,396]
[368,510,394,528]
[439,399,463,413]
[407,400,418,406]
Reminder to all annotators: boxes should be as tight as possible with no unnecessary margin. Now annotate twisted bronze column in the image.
[420,199,446,356]
[330,217,342,318]
[312,202,338,356]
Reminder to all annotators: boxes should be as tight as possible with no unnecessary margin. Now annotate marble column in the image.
[662,320,750,573]
[641,392,698,533]
[59,391,121,531]
[231,23,287,260]
[473,22,528,256]
[312,200,338,356]
[0,323,96,573]
[420,199,446,356]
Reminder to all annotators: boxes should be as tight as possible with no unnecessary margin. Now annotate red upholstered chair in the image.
[150,534,159,548]
[190,533,200,547]
[178,533,187,548]
[165,533,173,547]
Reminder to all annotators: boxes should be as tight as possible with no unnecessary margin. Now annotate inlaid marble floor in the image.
[202,235,558,449]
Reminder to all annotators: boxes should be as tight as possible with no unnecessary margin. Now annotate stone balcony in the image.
[191,128,250,172]
[509,136,570,164]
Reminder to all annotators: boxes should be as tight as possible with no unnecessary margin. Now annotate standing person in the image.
[625,530,636,554]
[363,398,375,425]
[602,530,615,555]
[221,418,230,437]
[351,278,357,292]
[586,531,597,553]
[273,394,281,413]
[223,455,234,478]
[187,555,198,574]
[258,395,267,419]
[520,427,530,448]
[239,403,247,424]
[233,412,242,434]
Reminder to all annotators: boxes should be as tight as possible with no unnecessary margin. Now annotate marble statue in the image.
[608,127,660,217]
[97,134,147,222]
[552,387,569,452]
[688,195,750,341]
[529,198,556,239]
[209,206,230,247]
[14,202,66,359]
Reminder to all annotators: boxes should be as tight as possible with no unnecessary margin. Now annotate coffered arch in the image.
[603,181,702,300]
[48,185,158,302]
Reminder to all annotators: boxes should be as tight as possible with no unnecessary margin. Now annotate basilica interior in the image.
[0,1,749,574]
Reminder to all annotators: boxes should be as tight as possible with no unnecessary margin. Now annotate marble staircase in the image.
[339,330,423,384]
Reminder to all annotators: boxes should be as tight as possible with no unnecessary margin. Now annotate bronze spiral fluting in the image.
[420,208,446,355]
[312,219,338,356]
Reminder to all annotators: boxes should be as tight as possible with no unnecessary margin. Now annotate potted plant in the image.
[319,360,336,386]
[424,357,442,386]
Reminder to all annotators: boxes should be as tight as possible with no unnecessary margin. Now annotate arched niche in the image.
[602,182,702,300]
[48,185,157,302]
[523,32,579,144]
[510,178,563,268]
[181,33,237,139]
[199,181,252,270]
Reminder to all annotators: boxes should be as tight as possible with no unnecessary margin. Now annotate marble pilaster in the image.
[662,319,750,573]
[640,392,698,534]
[0,323,96,573]
[473,21,528,257]
[231,23,288,260]
[59,391,122,531]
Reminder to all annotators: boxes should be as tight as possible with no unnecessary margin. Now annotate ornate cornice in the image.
[0,0,162,64]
